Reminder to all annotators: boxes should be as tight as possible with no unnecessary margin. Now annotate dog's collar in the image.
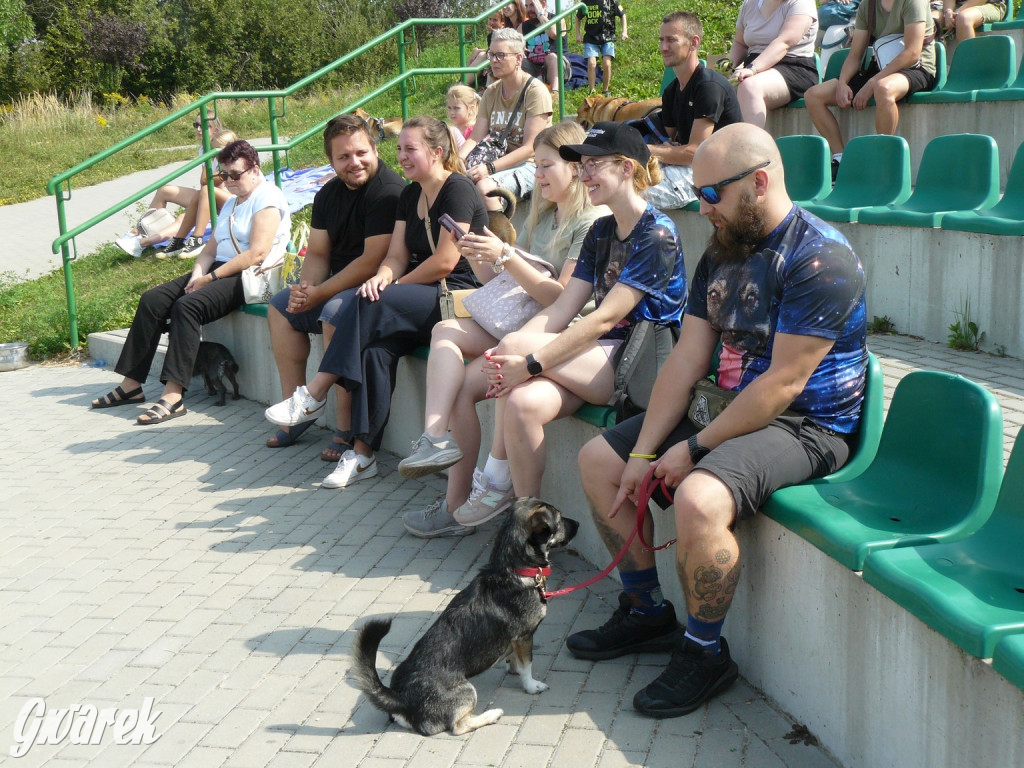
[515,566,552,580]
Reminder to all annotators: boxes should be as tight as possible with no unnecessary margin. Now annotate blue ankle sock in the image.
[685,614,725,654]
[620,567,665,617]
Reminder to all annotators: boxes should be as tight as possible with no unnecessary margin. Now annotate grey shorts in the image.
[491,161,537,200]
[602,412,854,521]
[268,286,349,334]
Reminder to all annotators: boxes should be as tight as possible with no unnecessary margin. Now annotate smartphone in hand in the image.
[438,213,468,240]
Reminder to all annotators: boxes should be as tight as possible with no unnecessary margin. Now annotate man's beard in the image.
[706,190,767,263]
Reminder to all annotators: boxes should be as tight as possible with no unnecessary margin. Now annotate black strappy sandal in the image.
[91,385,145,409]
[136,398,186,425]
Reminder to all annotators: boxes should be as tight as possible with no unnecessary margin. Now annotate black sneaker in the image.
[632,635,739,718]
[157,237,186,259]
[830,157,841,183]
[566,593,682,660]
[179,236,205,258]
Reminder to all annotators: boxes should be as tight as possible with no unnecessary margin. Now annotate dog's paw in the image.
[523,679,548,695]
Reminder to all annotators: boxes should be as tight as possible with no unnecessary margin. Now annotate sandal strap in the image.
[140,398,182,421]
[99,385,143,405]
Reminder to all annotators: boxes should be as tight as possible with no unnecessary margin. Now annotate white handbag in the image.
[229,213,287,304]
[872,33,908,70]
[137,208,177,237]
[462,251,557,338]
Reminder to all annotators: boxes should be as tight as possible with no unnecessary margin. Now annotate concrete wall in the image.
[766,99,1024,187]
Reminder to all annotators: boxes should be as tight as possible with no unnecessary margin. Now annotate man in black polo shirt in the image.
[265,114,405,453]
[647,11,742,210]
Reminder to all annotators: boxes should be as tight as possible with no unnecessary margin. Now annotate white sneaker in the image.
[264,385,326,426]
[452,469,515,526]
[322,450,377,488]
[115,234,143,258]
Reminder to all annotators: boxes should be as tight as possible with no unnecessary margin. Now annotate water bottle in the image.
[81,358,107,368]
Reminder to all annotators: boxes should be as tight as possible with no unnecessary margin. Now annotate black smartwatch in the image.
[209,269,219,281]
[526,353,543,377]
[688,434,710,463]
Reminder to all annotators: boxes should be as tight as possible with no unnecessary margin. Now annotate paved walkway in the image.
[0,334,1020,767]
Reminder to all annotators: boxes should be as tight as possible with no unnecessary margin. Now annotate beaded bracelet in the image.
[485,161,497,176]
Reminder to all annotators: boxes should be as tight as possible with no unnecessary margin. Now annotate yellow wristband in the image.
[628,452,656,460]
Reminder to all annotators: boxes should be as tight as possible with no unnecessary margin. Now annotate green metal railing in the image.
[46,1,582,349]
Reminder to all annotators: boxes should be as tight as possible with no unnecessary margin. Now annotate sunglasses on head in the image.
[216,167,251,181]
[690,160,770,204]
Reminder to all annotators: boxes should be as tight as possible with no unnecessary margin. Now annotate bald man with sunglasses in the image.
[568,123,868,719]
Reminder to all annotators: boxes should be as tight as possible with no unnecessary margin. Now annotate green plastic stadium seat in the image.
[790,48,849,107]
[776,135,831,203]
[804,135,912,222]
[909,35,1016,102]
[820,352,884,483]
[942,142,1024,235]
[763,371,1004,571]
[976,45,1024,100]
[856,133,1000,227]
[661,67,677,95]
[993,635,1024,690]
[240,303,269,318]
[862,428,1024,658]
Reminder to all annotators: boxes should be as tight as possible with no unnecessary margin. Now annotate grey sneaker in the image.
[451,469,514,526]
[398,432,464,479]
[157,237,186,259]
[403,499,474,538]
[179,236,205,258]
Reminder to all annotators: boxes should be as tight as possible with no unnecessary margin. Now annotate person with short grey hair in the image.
[460,27,552,212]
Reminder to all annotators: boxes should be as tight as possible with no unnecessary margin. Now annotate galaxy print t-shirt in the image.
[687,206,867,434]
[572,205,687,339]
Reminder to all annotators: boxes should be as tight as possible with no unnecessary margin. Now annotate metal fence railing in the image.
[46,1,581,348]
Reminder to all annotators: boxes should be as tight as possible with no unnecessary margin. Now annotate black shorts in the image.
[602,412,854,521]
[744,53,819,101]
[848,61,937,99]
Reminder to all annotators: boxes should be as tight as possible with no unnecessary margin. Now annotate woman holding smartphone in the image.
[403,122,686,537]
[264,116,487,490]
[398,122,604,535]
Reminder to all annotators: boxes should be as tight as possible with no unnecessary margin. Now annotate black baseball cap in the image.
[559,121,651,166]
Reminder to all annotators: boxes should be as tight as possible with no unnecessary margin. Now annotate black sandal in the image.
[136,398,186,425]
[91,385,144,409]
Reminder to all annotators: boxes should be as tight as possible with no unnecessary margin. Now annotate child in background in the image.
[466,11,509,89]
[576,0,627,95]
[446,85,479,148]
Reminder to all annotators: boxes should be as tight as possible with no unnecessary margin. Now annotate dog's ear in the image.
[526,501,561,550]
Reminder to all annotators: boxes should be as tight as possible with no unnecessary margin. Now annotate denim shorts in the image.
[268,286,349,334]
[584,41,616,60]
[491,161,537,200]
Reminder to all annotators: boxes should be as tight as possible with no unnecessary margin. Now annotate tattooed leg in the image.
[673,470,742,622]
[579,435,657,572]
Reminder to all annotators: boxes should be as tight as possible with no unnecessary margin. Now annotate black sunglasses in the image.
[216,167,252,181]
[690,160,770,205]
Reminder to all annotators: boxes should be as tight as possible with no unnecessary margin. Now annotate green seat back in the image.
[818,352,884,483]
[776,135,831,203]
[942,141,1024,235]
[804,135,912,222]
[935,34,1015,94]
[661,67,676,96]
[994,635,1024,690]
[857,133,1001,226]
[763,370,1004,570]
[823,46,850,82]
[862,427,1024,657]
[975,40,1024,99]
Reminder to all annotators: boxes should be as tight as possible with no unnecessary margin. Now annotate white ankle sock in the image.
[832,152,843,163]
[482,455,511,487]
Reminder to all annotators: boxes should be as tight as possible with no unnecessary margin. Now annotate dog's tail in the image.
[352,618,406,716]
[486,187,516,220]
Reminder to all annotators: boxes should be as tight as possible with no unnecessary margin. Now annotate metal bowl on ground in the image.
[0,342,29,371]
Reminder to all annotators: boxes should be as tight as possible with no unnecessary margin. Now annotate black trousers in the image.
[115,271,244,390]
[319,284,442,451]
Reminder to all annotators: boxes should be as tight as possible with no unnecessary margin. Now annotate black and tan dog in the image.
[576,95,663,130]
[191,341,239,405]
[352,499,578,736]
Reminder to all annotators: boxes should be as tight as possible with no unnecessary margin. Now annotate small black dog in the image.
[352,498,579,736]
[192,342,240,405]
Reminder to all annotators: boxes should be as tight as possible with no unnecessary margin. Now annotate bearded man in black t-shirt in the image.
[265,114,405,453]
[646,11,742,210]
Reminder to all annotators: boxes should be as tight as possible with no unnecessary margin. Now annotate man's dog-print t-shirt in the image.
[572,204,687,339]
[687,206,867,434]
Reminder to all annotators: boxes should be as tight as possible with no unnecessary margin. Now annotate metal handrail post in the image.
[54,189,79,349]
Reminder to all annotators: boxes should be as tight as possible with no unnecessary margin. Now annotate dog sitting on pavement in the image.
[352,498,579,736]
[576,95,663,130]
[191,341,239,406]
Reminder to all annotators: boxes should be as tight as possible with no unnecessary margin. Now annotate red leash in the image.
[529,469,676,600]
